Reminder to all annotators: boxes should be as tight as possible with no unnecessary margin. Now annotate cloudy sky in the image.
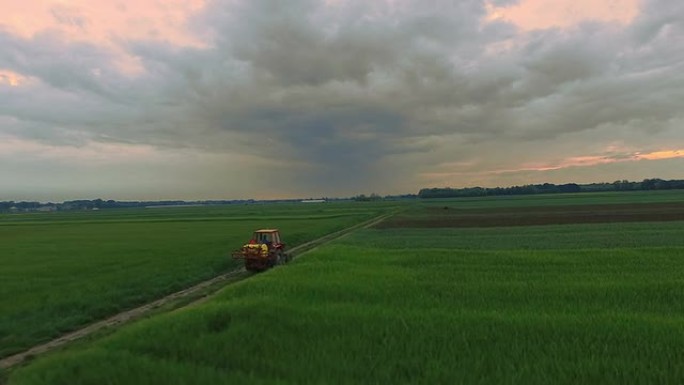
[1,0,683,201]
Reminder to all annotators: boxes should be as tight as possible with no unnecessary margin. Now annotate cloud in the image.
[485,0,639,30]
[0,0,683,199]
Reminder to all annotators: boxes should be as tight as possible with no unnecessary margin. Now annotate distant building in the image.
[36,206,57,212]
[300,199,326,203]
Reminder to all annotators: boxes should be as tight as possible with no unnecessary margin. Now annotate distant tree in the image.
[559,183,581,193]
[353,193,382,202]
[612,180,635,191]
[641,178,659,190]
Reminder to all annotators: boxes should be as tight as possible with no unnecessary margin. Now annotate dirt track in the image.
[376,202,684,228]
[0,213,393,370]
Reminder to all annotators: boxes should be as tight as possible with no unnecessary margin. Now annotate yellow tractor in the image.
[232,229,290,272]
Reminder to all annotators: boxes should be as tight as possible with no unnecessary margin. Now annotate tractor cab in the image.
[252,229,282,248]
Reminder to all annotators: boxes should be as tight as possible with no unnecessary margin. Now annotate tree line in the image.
[418,178,684,199]
[0,197,349,213]
[3,178,683,212]
[0,199,258,213]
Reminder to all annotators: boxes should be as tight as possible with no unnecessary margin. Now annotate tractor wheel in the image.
[266,254,276,268]
[245,260,258,272]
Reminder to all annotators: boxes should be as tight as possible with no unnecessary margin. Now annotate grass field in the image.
[416,189,684,208]
[6,192,684,384]
[0,202,392,359]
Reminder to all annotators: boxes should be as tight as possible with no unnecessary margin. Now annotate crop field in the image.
[417,189,684,209]
[5,192,684,384]
[0,202,391,359]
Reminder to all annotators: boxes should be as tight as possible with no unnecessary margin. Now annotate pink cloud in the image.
[0,69,28,86]
[1,1,207,74]
[485,0,639,30]
[1,1,205,44]
[422,148,684,180]
[498,148,684,174]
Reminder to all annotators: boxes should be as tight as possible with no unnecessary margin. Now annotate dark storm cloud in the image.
[156,0,516,190]
[1,0,683,196]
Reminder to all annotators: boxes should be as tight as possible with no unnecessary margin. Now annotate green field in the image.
[6,192,684,384]
[416,189,684,209]
[0,202,391,359]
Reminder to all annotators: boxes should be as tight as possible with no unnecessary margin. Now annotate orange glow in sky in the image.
[0,70,27,86]
[635,150,684,161]
[514,149,684,174]
[422,148,684,180]
[485,0,639,30]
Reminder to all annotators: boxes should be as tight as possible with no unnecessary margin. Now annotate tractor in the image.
[232,229,290,272]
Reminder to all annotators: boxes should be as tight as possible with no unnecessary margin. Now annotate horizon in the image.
[2,177,679,204]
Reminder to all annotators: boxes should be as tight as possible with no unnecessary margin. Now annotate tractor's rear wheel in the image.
[245,260,258,272]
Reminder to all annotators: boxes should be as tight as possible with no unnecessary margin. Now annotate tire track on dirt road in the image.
[0,212,393,370]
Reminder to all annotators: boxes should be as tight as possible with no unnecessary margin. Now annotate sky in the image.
[1,0,683,201]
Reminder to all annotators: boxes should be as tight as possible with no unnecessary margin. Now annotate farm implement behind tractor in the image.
[232,229,291,272]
